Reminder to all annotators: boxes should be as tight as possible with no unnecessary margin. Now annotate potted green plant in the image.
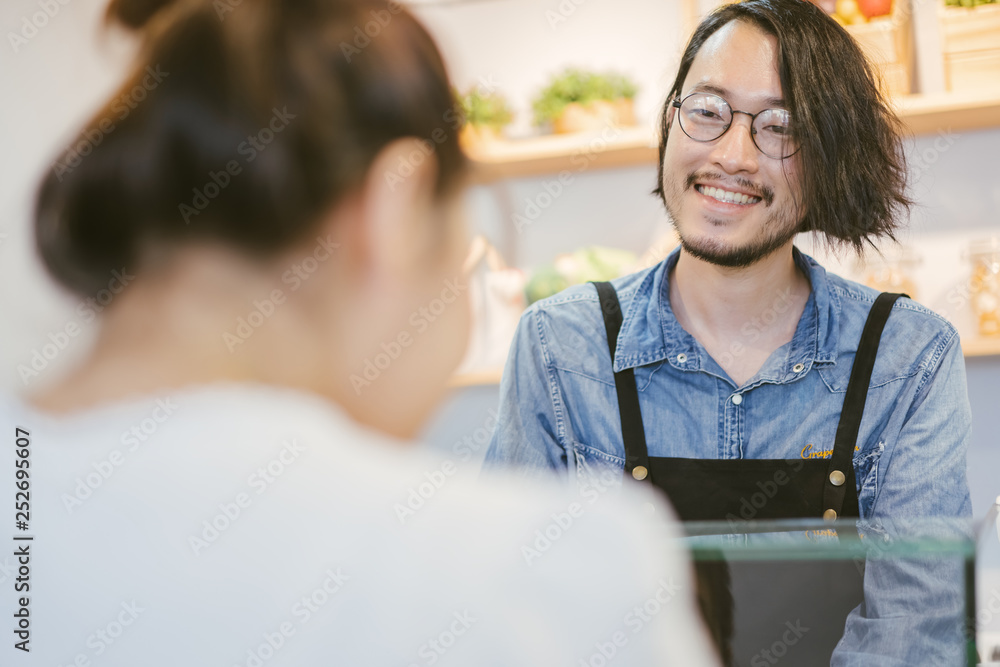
[457,87,513,150]
[531,68,638,134]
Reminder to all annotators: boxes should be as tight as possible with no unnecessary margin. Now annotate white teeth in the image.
[698,185,759,205]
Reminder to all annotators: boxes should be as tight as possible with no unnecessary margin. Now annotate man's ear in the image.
[666,101,677,130]
[355,138,440,284]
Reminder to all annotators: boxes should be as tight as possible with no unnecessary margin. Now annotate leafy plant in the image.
[531,69,639,126]
[525,246,637,304]
[459,88,513,130]
[945,0,996,7]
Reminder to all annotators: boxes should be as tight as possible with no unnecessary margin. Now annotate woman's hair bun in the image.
[38,0,468,298]
[105,0,179,30]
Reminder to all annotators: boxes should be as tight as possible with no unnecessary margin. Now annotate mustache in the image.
[685,171,774,206]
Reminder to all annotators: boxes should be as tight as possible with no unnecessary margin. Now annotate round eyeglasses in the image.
[671,92,799,160]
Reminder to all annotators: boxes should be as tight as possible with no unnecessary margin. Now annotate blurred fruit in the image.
[858,0,892,18]
[835,0,867,22]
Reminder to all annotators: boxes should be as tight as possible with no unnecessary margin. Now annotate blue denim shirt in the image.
[486,247,971,521]
[485,247,973,664]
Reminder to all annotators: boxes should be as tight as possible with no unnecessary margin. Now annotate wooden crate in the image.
[844,0,914,96]
[679,0,914,96]
[940,3,1000,92]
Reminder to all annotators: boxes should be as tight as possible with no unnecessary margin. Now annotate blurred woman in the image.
[3,0,718,664]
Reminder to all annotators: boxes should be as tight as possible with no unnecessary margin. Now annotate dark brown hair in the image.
[653,0,911,252]
[36,0,468,297]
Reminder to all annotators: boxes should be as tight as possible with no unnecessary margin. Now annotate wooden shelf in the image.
[469,90,1000,184]
[450,337,1000,387]
[962,335,1000,358]
[468,125,657,183]
[892,89,1000,135]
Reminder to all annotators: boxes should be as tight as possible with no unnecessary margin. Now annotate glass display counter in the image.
[976,502,1000,665]
[679,516,980,666]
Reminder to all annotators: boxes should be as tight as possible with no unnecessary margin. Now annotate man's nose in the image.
[709,112,759,175]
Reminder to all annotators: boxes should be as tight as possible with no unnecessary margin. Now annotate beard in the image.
[662,169,802,269]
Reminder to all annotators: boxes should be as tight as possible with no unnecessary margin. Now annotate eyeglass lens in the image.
[678,93,796,159]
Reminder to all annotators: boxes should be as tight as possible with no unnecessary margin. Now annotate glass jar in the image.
[968,237,1000,337]
[855,246,921,301]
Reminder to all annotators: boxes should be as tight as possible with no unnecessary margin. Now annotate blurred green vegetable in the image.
[944,0,996,7]
[525,246,637,304]
[531,69,639,127]
[459,87,513,130]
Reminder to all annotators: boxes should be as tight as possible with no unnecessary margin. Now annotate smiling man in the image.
[485,0,972,664]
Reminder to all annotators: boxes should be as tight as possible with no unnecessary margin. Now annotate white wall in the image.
[1,0,135,393]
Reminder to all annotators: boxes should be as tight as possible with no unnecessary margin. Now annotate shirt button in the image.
[677,353,688,363]
[793,363,805,373]
[731,394,743,405]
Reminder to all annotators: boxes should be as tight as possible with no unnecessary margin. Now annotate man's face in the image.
[661,20,805,269]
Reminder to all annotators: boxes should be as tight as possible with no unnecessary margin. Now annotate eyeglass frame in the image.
[670,92,800,160]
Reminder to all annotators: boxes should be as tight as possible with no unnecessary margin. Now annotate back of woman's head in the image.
[37,0,467,297]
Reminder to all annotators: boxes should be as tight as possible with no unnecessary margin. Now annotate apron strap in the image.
[822,292,906,520]
[592,281,651,480]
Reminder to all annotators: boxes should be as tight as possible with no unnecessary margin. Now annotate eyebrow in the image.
[689,83,786,109]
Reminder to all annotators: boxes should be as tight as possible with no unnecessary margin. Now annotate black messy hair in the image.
[36,0,468,297]
[653,0,911,253]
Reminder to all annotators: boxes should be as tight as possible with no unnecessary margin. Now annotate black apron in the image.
[592,282,903,665]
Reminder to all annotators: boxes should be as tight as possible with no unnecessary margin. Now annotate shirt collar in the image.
[613,246,840,382]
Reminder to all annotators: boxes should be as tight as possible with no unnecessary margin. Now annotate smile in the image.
[695,185,761,205]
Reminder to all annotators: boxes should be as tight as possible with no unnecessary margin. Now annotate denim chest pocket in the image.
[569,441,624,491]
[817,362,919,394]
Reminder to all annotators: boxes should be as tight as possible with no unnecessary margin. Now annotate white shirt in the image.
[0,383,718,666]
